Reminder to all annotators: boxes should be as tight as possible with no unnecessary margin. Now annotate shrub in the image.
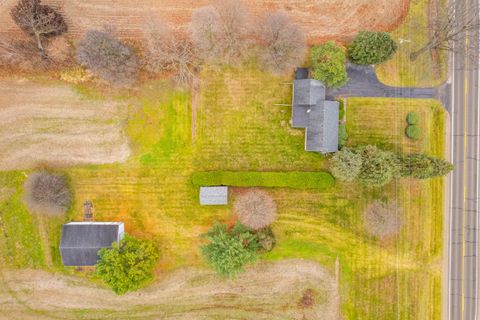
[406,112,420,125]
[234,189,276,230]
[310,41,348,88]
[191,171,335,190]
[256,227,276,253]
[23,171,71,216]
[201,222,259,277]
[60,66,93,84]
[348,31,397,65]
[338,124,349,148]
[299,288,317,309]
[405,125,420,140]
[329,148,362,182]
[400,154,453,179]
[95,234,159,295]
[364,201,402,238]
[356,145,401,187]
[76,30,138,86]
[338,99,345,120]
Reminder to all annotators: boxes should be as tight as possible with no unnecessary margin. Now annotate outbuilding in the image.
[60,222,124,266]
[199,186,228,205]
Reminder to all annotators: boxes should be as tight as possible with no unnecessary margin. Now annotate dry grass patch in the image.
[0,79,130,170]
[0,259,339,320]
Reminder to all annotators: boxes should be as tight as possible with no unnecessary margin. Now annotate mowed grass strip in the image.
[342,97,445,319]
[375,0,447,87]
[191,171,335,189]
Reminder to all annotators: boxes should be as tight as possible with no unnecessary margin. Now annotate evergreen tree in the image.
[356,145,400,187]
[348,31,397,65]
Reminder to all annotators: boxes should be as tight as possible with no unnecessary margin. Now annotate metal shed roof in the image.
[200,186,228,205]
[60,222,124,266]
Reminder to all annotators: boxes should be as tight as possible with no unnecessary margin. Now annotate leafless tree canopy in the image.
[23,171,72,216]
[10,0,67,59]
[410,1,480,62]
[190,0,250,64]
[257,12,307,74]
[0,37,37,67]
[143,23,199,86]
[364,201,402,239]
[76,30,139,86]
[234,189,276,230]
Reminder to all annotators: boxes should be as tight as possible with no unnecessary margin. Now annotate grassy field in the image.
[0,69,445,319]
[375,0,447,87]
[342,97,444,318]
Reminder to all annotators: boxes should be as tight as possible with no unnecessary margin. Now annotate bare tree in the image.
[234,189,276,230]
[23,171,72,216]
[10,0,67,60]
[0,37,37,67]
[143,22,199,86]
[76,29,139,86]
[257,12,307,74]
[410,1,480,62]
[190,0,250,64]
[364,201,402,239]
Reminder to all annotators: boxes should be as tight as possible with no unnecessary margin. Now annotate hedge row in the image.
[191,171,335,189]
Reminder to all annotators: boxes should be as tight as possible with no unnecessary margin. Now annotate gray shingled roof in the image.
[293,79,325,106]
[291,78,339,153]
[60,222,124,266]
[200,187,228,205]
[322,101,340,152]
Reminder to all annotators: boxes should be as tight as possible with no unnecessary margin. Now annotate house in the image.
[291,77,339,153]
[199,186,228,205]
[60,222,124,266]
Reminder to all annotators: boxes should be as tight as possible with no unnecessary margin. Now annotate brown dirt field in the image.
[0,259,339,320]
[0,0,409,44]
[0,79,130,171]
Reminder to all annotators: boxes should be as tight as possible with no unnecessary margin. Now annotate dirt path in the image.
[0,79,130,170]
[0,259,339,320]
[0,0,409,44]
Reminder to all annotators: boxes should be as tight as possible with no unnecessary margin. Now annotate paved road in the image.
[326,63,451,108]
[447,0,480,318]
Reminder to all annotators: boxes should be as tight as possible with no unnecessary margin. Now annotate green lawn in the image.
[0,69,445,319]
[375,0,447,87]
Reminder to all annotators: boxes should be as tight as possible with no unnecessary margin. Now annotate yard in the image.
[0,69,445,319]
[375,0,447,87]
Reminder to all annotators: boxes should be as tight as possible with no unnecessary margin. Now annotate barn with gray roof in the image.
[291,77,339,153]
[60,222,124,266]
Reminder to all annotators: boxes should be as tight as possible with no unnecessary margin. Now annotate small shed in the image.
[200,186,228,205]
[60,222,124,266]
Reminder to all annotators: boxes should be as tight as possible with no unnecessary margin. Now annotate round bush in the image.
[406,112,420,125]
[405,125,421,140]
[256,227,276,253]
[23,171,72,216]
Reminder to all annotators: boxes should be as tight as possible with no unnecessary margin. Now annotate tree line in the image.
[330,145,453,187]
